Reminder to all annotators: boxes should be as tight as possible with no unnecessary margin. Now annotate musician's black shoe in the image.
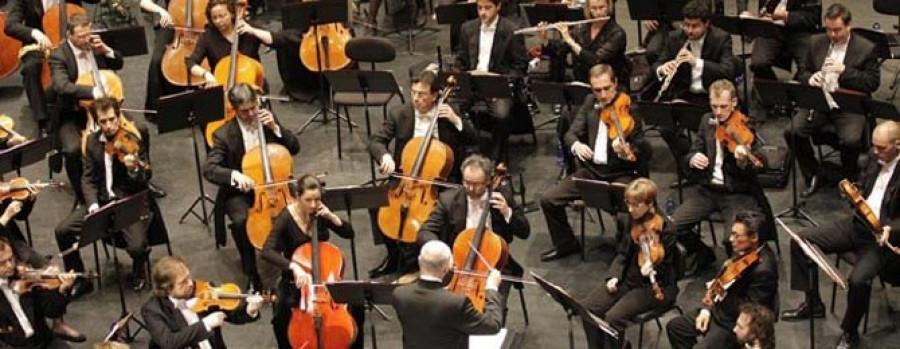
[130,276,146,291]
[669,178,690,189]
[781,300,825,321]
[540,245,580,262]
[52,323,86,343]
[369,254,399,279]
[836,331,860,349]
[801,175,819,198]
[148,182,167,198]
[70,278,94,299]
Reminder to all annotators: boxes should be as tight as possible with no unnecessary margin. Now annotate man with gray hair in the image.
[391,240,503,349]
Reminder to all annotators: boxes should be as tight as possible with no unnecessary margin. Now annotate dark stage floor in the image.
[2,0,900,348]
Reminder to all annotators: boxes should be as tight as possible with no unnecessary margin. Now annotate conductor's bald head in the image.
[419,241,453,278]
[872,121,900,165]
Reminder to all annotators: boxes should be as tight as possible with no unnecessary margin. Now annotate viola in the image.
[598,93,636,162]
[243,105,293,249]
[630,213,664,301]
[10,267,97,295]
[191,279,275,313]
[104,127,146,170]
[378,77,457,243]
[288,213,357,349]
[298,0,352,72]
[0,12,24,80]
[837,179,900,256]
[713,111,764,169]
[161,0,211,86]
[702,250,760,307]
[448,163,510,312]
[0,177,65,202]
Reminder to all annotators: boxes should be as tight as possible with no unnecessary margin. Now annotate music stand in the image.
[531,272,618,349]
[635,101,706,201]
[284,1,354,135]
[156,87,225,233]
[712,16,784,114]
[572,177,626,259]
[0,136,56,246]
[322,70,404,165]
[434,2,477,62]
[530,81,591,129]
[82,191,151,342]
[102,311,135,342]
[626,0,688,45]
[323,184,389,280]
[776,218,847,349]
[327,280,397,349]
[95,26,148,57]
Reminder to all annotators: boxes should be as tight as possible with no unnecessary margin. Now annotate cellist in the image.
[580,178,678,349]
[204,83,299,293]
[260,174,364,349]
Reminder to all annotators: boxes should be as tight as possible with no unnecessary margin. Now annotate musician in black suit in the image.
[366,68,475,278]
[666,211,779,349]
[783,3,881,198]
[142,256,262,349]
[391,240,503,349]
[454,0,528,162]
[203,83,301,292]
[581,178,679,349]
[745,0,822,82]
[54,97,169,293]
[0,183,46,269]
[538,64,651,262]
[671,80,773,273]
[0,237,85,348]
[781,121,900,348]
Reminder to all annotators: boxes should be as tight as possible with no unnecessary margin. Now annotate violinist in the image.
[260,174,363,349]
[142,256,263,349]
[665,211,778,349]
[670,79,773,275]
[0,237,87,347]
[0,182,45,269]
[538,64,650,262]
[366,68,475,279]
[391,240,503,349]
[580,178,678,349]
[54,97,169,293]
[780,121,900,348]
[204,83,299,293]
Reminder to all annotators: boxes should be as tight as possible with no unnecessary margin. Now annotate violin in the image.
[0,177,65,202]
[10,266,97,295]
[837,179,900,254]
[598,93,636,162]
[713,111,764,169]
[378,77,457,243]
[0,12,24,80]
[191,279,275,313]
[298,0,352,71]
[630,213,664,301]
[448,163,510,312]
[701,250,760,307]
[243,103,293,250]
[161,0,211,86]
[104,128,146,170]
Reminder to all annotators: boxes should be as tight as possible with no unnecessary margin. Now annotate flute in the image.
[514,17,610,35]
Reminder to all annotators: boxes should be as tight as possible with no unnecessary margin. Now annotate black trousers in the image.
[582,283,670,349]
[223,194,260,283]
[783,109,866,182]
[659,91,709,176]
[666,308,739,349]
[19,50,50,125]
[642,22,676,65]
[750,32,811,81]
[469,97,515,163]
[789,218,884,334]
[145,28,182,116]
[272,277,365,349]
[54,204,151,274]
[671,185,762,256]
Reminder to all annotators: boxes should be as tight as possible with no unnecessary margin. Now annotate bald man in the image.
[391,241,503,349]
[781,121,900,348]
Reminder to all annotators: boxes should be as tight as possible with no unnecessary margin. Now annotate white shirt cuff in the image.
[105,50,116,59]
[272,125,282,138]
[503,208,512,223]
[201,316,215,332]
[246,306,259,318]
[230,170,241,187]
[451,116,463,131]
[699,308,711,318]
[88,203,100,214]
[656,66,665,81]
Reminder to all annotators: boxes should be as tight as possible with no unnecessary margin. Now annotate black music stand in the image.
[626,0,688,46]
[156,87,224,233]
[712,16,784,114]
[572,177,626,259]
[323,184,389,280]
[530,81,591,129]
[776,218,847,349]
[82,191,151,342]
[284,1,354,135]
[531,272,619,349]
[96,26,148,57]
[327,281,397,349]
[434,2,477,62]
[635,101,706,201]
[323,70,404,165]
[0,136,56,246]
[521,3,584,26]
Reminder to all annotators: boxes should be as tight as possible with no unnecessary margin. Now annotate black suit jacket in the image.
[684,112,767,194]
[651,26,736,101]
[609,216,679,299]
[0,286,69,349]
[142,295,257,349]
[755,0,821,32]
[418,187,530,247]
[544,20,629,84]
[706,244,779,329]
[857,155,900,239]
[4,0,94,44]
[797,33,880,95]
[391,279,503,349]
[455,17,528,76]
[48,42,124,119]
[367,105,475,182]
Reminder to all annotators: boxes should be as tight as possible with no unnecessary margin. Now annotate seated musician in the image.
[538,64,650,262]
[666,211,778,349]
[734,303,776,349]
[580,178,678,349]
[391,240,503,348]
[781,120,900,348]
[454,0,528,162]
[55,97,169,294]
[744,0,821,85]
[782,3,880,198]
[142,256,263,349]
[366,68,475,279]
[203,83,300,292]
[0,182,45,269]
[0,237,86,346]
[670,79,772,274]
[260,174,364,349]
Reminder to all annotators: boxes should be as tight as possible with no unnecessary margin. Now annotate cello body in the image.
[299,23,352,71]
[40,3,86,87]
[448,227,508,312]
[242,142,293,250]
[161,0,210,87]
[0,12,24,80]
[204,29,266,147]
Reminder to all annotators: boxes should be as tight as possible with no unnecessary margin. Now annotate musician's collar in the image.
[481,15,499,31]
[67,41,86,58]
[878,153,900,168]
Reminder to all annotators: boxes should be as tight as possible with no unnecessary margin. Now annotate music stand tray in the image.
[283,0,348,31]
[0,137,54,175]
[96,26,148,57]
[635,101,706,131]
[626,0,689,21]
[531,272,618,347]
[328,281,398,349]
[155,87,226,134]
[530,81,590,110]
[434,2,477,26]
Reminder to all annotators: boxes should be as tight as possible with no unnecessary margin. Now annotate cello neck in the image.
[226,0,240,89]
[185,0,193,27]
[310,215,323,284]
[255,109,274,183]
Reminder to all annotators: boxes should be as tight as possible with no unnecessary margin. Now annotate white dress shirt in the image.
[170,297,213,349]
[0,279,34,338]
[476,16,499,72]
[413,107,463,138]
[711,139,725,185]
[592,120,609,164]
[466,192,512,229]
[230,118,282,187]
[688,36,706,94]
[866,156,899,221]
[99,133,118,200]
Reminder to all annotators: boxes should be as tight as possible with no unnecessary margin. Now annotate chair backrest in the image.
[345,37,396,68]
[875,0,900,16]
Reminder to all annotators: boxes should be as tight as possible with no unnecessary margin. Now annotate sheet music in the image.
[776,219,847,290]
[470,328,508,348]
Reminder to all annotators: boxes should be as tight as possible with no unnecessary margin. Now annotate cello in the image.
[377,77,456,243]
[161,0,211,86]
[298,0,352,72]
[0,11,24,80]
[242,100,293,250]
[287,207,357,349]
[448,164,510,312]
[204,0,265,146]
[35,1,87,87]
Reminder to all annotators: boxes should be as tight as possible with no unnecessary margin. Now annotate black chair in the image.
[827,251,888,334]
[570,200,607,261]
[97,223,173,290]
[629,243,687,348]
[332,37,402,137]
